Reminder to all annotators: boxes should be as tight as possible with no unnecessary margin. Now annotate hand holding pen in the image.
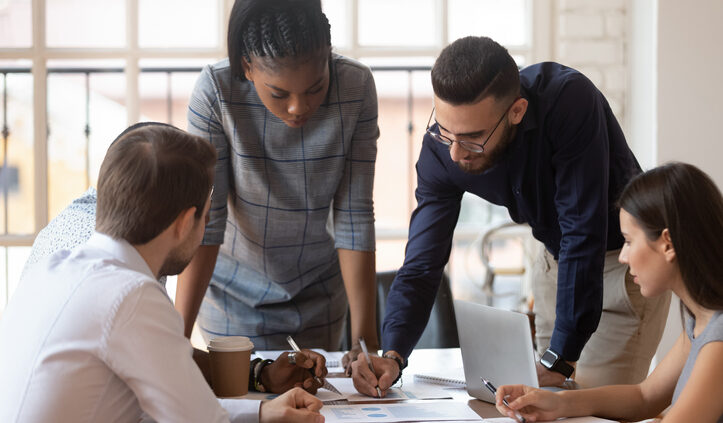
[483,378,527,423]
[286,336,341,394]
[358,337,383,398]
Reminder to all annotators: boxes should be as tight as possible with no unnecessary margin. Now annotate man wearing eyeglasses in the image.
[351,36,670,395]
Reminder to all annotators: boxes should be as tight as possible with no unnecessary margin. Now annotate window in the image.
[0,0,542,311]
[0,0,228,312]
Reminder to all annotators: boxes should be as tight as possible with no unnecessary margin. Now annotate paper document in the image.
[485,417,617,422]
[256,349,345,372]
[327,377,454,402]
[321,401,482,422]
[240,385,345,402]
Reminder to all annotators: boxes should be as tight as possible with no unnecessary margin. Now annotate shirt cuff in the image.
[549,326,591,362]
[201,230,224,246]
[218,399,261,423]
[382,329,415,361]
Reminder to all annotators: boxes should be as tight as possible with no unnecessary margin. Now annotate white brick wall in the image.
[552,0,630,128]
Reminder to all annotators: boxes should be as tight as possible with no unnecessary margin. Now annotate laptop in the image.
[453,299,539,403]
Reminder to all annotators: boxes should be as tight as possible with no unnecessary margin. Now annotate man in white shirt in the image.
[0,122,325,423]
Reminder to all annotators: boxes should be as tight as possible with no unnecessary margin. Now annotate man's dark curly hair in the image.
[228,0,332,80]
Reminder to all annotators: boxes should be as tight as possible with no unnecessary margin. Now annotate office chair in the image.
[340,270,459,350]
[479,222,533,307]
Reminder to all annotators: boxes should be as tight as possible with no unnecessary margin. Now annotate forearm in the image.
[338,249,378,349]
[175,244,220,338]
[558,384,655,421]
[381,272,440,359]
[192,348,212,386]
[551,253,604,360]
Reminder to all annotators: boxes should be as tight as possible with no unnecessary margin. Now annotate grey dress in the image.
[187,54,378,350]
[672,310,723,422]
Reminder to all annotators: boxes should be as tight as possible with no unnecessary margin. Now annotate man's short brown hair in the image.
[96,123,216,245]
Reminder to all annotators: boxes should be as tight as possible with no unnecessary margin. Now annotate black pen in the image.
[482,378,526,423]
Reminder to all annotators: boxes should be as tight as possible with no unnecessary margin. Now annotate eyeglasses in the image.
[425,98,518,153]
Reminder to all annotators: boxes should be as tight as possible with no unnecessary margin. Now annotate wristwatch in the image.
[382,351,406,386]
[540,348,574,378]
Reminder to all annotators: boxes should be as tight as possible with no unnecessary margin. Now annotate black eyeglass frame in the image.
[425,97,519,153]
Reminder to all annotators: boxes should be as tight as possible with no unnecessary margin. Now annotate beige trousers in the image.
[531,247,671,388]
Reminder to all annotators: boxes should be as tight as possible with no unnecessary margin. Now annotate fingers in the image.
[301,376,321,394]
[288,351,313,369]
[301,349,327,378]
[350,355,382,397]
[375,357,399,391]
[495,384,526,406]
[508,390,541,410]
[289,387,323,411]
[342,349,359,376]
[262,388,325,423]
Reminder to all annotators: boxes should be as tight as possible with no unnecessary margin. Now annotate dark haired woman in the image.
[178,0,379,368]
[495,162,723,422]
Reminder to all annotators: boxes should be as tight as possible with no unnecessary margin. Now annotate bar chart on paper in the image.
[321,401,482,422]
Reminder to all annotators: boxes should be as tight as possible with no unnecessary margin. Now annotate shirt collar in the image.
[506,92,538,155]
[86,232,156,280]
[518,88,538,134]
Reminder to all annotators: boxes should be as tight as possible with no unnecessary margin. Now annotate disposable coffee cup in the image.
[208,336,254,397]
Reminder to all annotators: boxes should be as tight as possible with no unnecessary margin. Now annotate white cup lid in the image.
[208,336,254,352]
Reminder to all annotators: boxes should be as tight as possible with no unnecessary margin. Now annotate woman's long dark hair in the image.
[618,162,723,311]
[227,0,331,80]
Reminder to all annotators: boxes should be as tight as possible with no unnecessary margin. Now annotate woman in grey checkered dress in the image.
[179,0,380,367]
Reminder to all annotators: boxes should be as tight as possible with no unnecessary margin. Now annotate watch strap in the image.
[382,351,405,386]
[542,349,574,378]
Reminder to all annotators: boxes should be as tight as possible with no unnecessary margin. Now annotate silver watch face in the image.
[540,350,558,368]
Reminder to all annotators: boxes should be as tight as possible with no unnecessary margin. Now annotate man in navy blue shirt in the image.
[351,36,670,394]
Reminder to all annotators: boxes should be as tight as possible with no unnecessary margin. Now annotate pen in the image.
[359,337,383,398]
[286,335,341,394]
[286,335,322,385]
[482,378,526,423]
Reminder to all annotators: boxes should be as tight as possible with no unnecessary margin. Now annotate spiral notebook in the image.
[413,367,466,388]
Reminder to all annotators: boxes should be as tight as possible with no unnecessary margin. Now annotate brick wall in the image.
[553,0,629,128]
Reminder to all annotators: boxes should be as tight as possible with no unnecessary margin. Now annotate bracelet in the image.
[252,359,274,392]
[248,358,263,391]
[382,352,405,386]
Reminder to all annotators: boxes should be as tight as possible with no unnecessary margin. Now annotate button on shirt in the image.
[0,233,260,422]
[382,62,641,361]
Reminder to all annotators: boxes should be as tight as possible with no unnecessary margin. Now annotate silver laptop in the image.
[453,299,539,403]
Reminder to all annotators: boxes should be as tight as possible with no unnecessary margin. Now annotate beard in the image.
[158,242,196,277]
[455,124,516,175]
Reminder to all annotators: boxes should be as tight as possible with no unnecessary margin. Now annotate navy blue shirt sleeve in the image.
[546,74,610,361]
[381,135,463,359]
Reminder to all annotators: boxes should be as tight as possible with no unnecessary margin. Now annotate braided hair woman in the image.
[179,0,380,391]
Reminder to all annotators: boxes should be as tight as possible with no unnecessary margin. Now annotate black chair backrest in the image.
[340,271,459,350]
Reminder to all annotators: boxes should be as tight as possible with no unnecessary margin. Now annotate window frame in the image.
[0,0,548,302]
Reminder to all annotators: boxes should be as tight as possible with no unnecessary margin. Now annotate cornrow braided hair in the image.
[228,0,331,80]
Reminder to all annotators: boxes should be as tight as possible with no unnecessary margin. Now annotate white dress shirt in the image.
[0,232,260,422]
